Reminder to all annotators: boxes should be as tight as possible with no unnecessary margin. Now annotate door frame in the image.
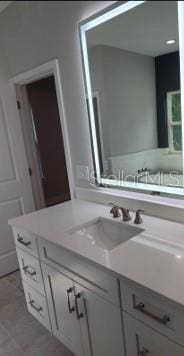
[15,84,45,210]
[12,59,74,207]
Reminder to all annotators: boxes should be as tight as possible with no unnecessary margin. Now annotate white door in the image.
[124,312,184,356]
[42,264,84,356]
[75,283,125,356]
[0,66,35,277]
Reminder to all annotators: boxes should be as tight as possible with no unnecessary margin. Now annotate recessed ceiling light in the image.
[166,39,176,45]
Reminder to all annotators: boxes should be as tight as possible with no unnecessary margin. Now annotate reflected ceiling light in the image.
[176,254,182,259]
[166,39,176,44]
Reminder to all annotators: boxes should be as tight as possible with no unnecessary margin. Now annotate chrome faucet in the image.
[120,208,131,222]
[134,209,144,224]
[109,204,131,221]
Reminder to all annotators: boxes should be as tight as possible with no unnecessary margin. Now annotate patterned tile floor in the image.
[0,270,73,355]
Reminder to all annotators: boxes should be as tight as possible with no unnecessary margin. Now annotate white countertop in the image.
[9,199,184,307]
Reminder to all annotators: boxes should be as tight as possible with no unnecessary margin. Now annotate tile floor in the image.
[0,270,74,355]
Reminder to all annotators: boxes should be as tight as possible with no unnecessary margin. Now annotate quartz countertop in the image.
[9,199,184,307]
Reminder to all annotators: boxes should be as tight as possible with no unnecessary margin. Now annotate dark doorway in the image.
[26,75,70,207]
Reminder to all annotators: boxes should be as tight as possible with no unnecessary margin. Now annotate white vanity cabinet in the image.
[23,282,51,332]
[121,279,184,355]
[12,227,125,356]
[13,227,39,257]
[120,279,184,348]
[124,313,184,356]
[41,258,125,356]
[12,228,52,332]
[42,263,84,356]
[74,281,124,356]
[16,248,45,295]
[12,223,184,356]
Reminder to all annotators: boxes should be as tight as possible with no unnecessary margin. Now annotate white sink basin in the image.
[68,217,144,251]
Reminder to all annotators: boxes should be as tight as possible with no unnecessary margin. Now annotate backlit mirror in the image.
[80,1,184,196]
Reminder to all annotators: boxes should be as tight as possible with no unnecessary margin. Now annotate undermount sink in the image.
[68,217,144,251]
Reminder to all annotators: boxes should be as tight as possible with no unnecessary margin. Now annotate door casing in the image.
[12,59,74,209]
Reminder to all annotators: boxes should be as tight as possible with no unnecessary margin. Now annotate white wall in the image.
[0,1,183,221]
[89,45,158,158]
[0,1,115,188]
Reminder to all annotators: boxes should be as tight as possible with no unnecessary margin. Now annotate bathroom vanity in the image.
[8,1,184,355]
[9,199,184,356]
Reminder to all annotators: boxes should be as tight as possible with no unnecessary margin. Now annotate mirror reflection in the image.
[85,1,183,192]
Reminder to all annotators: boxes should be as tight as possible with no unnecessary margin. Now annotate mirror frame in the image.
[80,1,184,196]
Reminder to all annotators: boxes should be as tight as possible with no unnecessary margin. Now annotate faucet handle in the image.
[120,208,131,222]
[108,203,121,218]
[134,209,145,224]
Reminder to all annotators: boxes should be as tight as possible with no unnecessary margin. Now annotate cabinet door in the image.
[42,263,83,356]
[124,312,184,356]
[75,283,125,356]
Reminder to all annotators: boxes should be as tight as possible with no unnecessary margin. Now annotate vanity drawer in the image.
[16,248,45,295]
[124,312,184,356]
[23,281,51,332]
[121,280,184,347]
[13,227,38,257]
[38,238,120,306]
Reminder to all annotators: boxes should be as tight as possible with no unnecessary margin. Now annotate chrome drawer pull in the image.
[75,293,83,320]
[17,235,31,247]
[66,288,75,314]
[139,347,149,356]
[30,300,42,313]
[23,266,36,277]
[134,302,170,325]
